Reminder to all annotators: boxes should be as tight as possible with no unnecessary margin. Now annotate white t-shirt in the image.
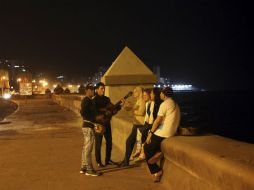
[154,98,180,138]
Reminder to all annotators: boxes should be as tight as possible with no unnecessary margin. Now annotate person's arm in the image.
[146,116,163,144]
[80,98,85,117]
[134,100,146,116]
[80,98,89,118]
[152,102,161,121]
[146,102,165,144]
[81,98,95,122]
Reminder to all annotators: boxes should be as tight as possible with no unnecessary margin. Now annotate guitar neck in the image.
[113,92,132,108]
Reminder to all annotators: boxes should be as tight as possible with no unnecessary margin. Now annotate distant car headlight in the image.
[3,93,11,99]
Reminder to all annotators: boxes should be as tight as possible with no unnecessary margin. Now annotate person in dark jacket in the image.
[93,82,123,167]
[80,84,101,176]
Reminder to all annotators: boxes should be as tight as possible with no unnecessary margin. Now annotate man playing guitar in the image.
[93,82,126,167]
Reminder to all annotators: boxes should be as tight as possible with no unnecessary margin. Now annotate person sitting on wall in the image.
[144,87,181,183]
[119,86,146,167]
[135,88,163,162]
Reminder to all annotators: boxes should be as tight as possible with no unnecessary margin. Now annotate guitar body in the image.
[99,91,133,124]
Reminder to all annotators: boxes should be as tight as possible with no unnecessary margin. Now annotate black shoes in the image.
[97,163,105,168]
[118,160,129,167]
[97,160,118,167]
[105,160,118,166]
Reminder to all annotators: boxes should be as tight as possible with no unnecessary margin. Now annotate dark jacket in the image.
[80,96,96,128]
[92,94,114,126]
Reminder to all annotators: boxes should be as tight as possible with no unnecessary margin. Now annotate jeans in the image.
[81,127,95,171]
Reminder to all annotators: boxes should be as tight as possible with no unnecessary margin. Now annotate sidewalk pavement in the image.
[0,99,165,190]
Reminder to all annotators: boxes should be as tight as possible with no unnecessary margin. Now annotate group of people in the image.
[79,82,181,182]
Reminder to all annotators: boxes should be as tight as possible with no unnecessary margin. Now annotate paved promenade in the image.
[0,99,165,190]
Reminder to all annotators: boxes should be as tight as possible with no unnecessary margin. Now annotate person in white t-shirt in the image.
[144,87,180,183]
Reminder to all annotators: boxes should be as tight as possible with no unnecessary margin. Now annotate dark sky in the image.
[0,0,253,90]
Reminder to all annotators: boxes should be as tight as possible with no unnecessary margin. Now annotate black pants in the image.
[144,134,164,174]
[123,124,143,164]
[95,123,112,164]
[139,123,152,143]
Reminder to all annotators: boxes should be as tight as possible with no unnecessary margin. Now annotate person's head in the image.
[151,87,161,103]
[85,83,94,98]
[133,86,143,99]
[160,87,174,101]
[95,82,105,96]
[143,88,151,102]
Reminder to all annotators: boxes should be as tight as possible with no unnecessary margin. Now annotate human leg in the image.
[141,124,152,143]
[133,128,142,158]
[95,133,103,166]
[144,134,164,174]
[81,128,95,172]
[104,123,113,165]
[119,125,140,166]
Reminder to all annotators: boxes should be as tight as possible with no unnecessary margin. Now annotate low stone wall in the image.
[161,135,254,190]
[52,94,254,189]
[51,94,132,159]
[52,94,84,115]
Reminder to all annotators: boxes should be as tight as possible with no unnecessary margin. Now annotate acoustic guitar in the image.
[100,91,133,124]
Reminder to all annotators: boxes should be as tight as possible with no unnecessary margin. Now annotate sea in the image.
[174,90,254,144]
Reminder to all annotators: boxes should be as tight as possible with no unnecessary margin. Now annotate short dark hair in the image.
[143,88,151,95]
[161,87,174,97]
[95,82,105,89]
[85,83,94,91]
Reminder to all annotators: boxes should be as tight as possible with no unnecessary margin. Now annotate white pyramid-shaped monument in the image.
[101,46,157,85]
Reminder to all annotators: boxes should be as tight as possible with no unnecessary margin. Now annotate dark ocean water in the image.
[174,90,254,144]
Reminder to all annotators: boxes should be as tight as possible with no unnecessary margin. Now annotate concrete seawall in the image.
[51,94,133,158]
[52,94,254,189]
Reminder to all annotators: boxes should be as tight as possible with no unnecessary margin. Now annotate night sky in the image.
[0,0,253,90]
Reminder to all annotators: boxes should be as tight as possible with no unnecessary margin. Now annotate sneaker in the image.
[79,167,86,174]
[118,160,129,167]
[85,170,102,177]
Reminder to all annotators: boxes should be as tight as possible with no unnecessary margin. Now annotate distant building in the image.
[153,66,161,79]
[0,59,29,91]
[0,69,10,96]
